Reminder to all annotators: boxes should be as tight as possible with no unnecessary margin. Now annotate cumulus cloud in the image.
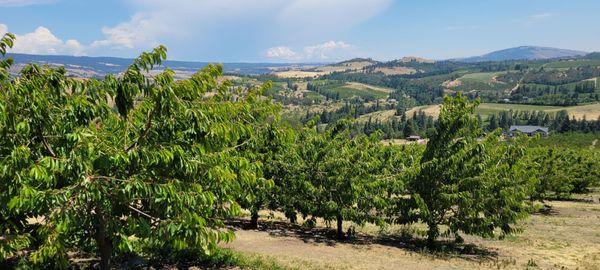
[91,0,391,56]
[91,13,162,49]
[267,41,356,61]
[0,24,86,55]
[267,46,298,60]
[0,0,55,7]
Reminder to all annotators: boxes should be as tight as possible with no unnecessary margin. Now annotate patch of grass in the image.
[322,84,388,100]
[199,248,293,270]
[527,132,600,150]
[453,72,514,92]
[303,91,325,102]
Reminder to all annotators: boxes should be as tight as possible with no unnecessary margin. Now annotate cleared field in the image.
[346,82,394,94]
[273,70,326,78]
[460,72,501,82]
[372,66,418,75]
[452,72,513,92]
[228,193,600,269]
[275,60,376,78]
[406,104,442,119]
[315,60,375,73]
[319,82,389,100]
[356,109,397,123]
[477,103,600,120]
[354,102,600,123]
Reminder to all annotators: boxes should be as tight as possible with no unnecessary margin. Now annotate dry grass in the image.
[372,66,418,75]
[273,70,327,78]
[314,61,375,73]
[406,105,442,119]
[226,193,600,270]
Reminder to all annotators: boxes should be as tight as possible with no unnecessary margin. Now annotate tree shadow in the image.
[227,219,498,263]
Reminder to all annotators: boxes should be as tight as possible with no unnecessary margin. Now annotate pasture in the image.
[317,82,390,100]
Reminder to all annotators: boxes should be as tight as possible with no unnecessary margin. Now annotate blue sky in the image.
[1,0,599,62]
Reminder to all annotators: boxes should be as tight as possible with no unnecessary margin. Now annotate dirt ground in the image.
[226,193,600,270]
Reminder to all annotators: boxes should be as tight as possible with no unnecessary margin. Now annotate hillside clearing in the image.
[372,66,418,75]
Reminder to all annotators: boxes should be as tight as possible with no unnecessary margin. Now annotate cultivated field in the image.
[386,103,600,120]
[372,66,418,75]
[227,193,600,270]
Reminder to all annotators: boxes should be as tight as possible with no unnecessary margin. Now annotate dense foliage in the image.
[0,34,277,268]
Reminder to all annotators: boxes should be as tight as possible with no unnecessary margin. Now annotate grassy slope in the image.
[320,82,389,100]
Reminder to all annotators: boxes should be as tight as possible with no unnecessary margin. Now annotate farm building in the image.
[508,125,549,137]
[406,135,422,141]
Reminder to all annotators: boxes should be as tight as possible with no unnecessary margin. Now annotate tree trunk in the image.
[250,210,259,229]
[287,211,297,224]
[336,215,344,239]
[95,212,112,270]
[426,220,438,250]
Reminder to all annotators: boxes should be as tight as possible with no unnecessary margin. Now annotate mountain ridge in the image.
[457,46,588,62]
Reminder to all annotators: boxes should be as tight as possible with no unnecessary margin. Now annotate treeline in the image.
[511,81,599,105]
[484,110,600,133]
[522,66,600,85]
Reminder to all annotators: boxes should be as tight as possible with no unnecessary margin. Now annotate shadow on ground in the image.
[227,219,498,263]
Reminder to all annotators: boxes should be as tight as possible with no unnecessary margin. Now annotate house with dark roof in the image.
[508,125,549,137]
[406,135,422,141]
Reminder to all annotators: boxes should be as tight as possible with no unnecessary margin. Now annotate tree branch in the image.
[125,106,156,152]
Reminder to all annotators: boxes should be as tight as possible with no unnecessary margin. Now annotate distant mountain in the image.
[458,46,587,62]
[6,53,321,78]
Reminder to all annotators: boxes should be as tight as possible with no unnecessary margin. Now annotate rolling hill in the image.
[459,46,587,62]
[7,53,322,78]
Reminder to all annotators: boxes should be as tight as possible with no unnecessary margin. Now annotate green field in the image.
[313,80,389,100]
[454,72,514,92]
[460,72,502,82]
[302,91,325,102]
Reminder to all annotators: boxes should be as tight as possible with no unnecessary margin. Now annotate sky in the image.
[1,0,600,62]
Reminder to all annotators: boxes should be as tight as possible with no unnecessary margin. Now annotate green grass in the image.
[527,132,600,150]
[461,72,501,82]
[194,248,293,270]
[303,91,325,102]
[325,85,388,99]
[454,72,514,92]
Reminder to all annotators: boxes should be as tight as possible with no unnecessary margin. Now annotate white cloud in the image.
[1,24,86,56]
[91,0,391,56]
[267,41,356,61]
[267,46,298,60]
[303,41,351,60]
[0,0,55,7]
[0,24,7,36]
[91,13,162,49]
